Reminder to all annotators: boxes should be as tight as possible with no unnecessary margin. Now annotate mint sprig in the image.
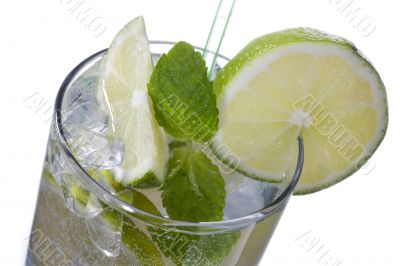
[161,145,226,222]
[148,41,218,143]
[147,41,240,265]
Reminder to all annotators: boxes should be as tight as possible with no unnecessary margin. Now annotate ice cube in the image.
[61,62,109,134]
[47,140,65,185]
[58,62,123,171]
[50,151,65,185]
[85,209,123,257]
[63,127,124,170]
[64,64,100,109]
[62,101,109,133]
[223,172,279,220]
[60,172,103,219]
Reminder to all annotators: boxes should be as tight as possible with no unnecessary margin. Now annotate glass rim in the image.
[54,40,304,232]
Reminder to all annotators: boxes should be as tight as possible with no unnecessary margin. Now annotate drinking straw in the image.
[202,0,237,79]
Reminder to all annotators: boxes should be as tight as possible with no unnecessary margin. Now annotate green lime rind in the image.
[127,171,161,188]
[100,201,165,266]
[89,169,162,212]
[89,169,125,191]
[42,165,58,186]
[70,183,91,205]
[98,208,165,266]
[121,217,164,266]
[90,168,160,189]
[213,27,388,195]
[209,140,284,183]
[216,28,362,95]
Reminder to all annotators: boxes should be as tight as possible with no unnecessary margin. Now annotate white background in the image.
[1,0,399,265]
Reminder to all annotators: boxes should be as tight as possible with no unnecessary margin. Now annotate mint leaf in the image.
[161,146,225,222]
[148,41,218,143]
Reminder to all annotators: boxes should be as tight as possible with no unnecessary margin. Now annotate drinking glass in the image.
[26,42,304,266]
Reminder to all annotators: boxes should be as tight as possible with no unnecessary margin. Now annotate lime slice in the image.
[213,28,388,194]
[97,16,168,187]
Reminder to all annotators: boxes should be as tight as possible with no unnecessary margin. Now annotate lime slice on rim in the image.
[97,16,168,187]
[213,28,388,194]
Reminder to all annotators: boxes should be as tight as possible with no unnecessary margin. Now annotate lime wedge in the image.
[97,16,168,187]
[213,28,388,194]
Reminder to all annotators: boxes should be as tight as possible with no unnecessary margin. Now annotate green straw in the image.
[202,0,237,79]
